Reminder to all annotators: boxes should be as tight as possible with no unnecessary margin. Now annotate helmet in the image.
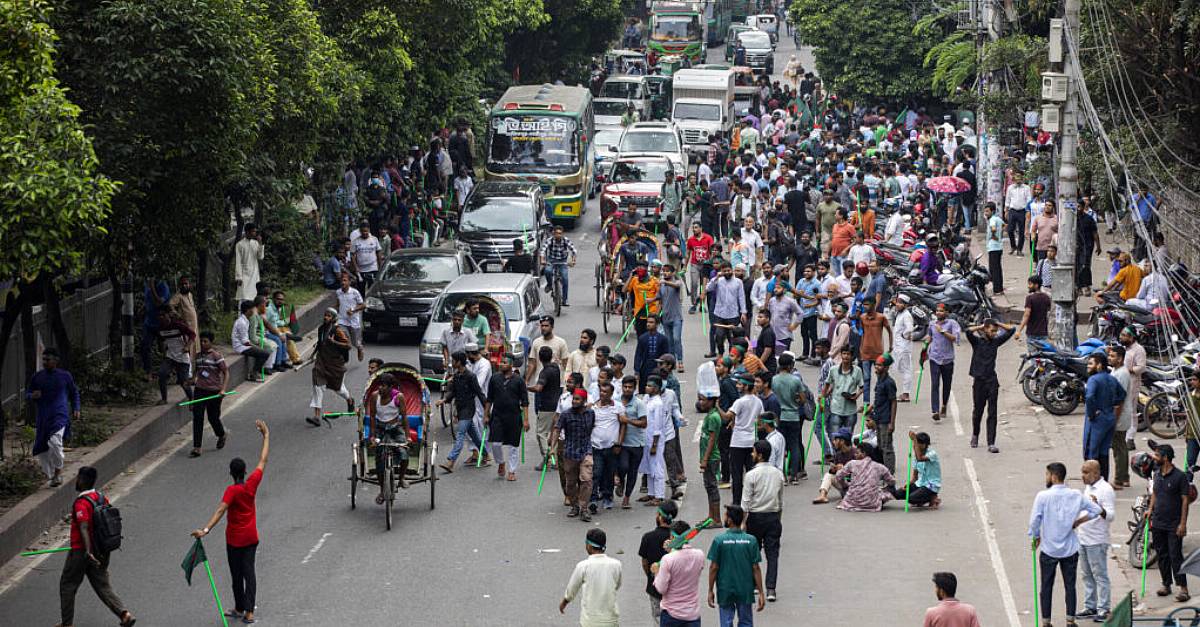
[907,267,924,285]
[1131,451,1157,480]
[925,233,938,244]
[855,262,869,277]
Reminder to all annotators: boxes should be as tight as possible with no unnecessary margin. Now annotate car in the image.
[735,30,774,74]
[599,76,650,120]
[362,248,477,340]
[614,121,688,172]
[747,14,778,45]
[599,154,683,226]
[724,24,752,62]
[594,98,632,127]
[418,273,546,380]
[592,126,624,193]
[456,181,547,272]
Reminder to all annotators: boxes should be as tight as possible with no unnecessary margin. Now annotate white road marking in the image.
[948,390,965,436]
[301,533,333,564]
[964,458,1021,627]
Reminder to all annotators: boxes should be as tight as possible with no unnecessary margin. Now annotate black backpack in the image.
[840,319,862,359]
[76,491,123,553]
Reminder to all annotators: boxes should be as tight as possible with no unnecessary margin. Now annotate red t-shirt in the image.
[70,490,107,550]
[687,233,715,265]
[222,468,263,547]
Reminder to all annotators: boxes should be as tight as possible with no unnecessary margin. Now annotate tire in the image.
[553,277,562,317]
[350,462,357,510]
[1040,373,1081,416]
[429,442,438,511]
[1128,523,1158,568]
[1020,367,1042,405]
[602,301,610,334]
[1145,391,1187,439]
[382,463,393,531]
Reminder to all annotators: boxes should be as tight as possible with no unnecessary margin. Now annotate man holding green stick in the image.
[60,466,137,627]
[189,331,229,458]
[1027,461,1103,626]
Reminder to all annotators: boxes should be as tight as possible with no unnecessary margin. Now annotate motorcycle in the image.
[898,264,995,327]
[1037,352,1094,416]
[1016,338,1107,405]
[1090,292,1185,355]
[1127,448,1158,568]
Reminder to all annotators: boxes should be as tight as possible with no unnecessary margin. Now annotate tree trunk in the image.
[196,248,211,327]
[0,287,32,459]
[41,277,73,368]
[19,285,35,427]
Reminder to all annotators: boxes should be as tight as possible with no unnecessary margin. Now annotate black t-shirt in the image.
[1025,292,1051,337]
[487,374,528,419]
[756,326,777,372]
[1152,466,1190,530]
[638,526,672,598]
[784,189,808,232]
[966,327,1014,379]
[534,363,562,412]
[872,375,897,424]
[504,254,535,274]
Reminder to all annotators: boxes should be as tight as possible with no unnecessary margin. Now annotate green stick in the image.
[422,377,447,384]
[204,557,230,627]
[520,430,526,464]
[904,437,914,513]
[323,412,356,417]
[857,403,868,441]
[1140,517,1150,596]
[537,453,555,495]
[477,426,489,468]
[803,399,825,474]
[784,451,790,476]
[178,391,237,407]
[20,547,69,556]
[1032,543,1041,626]
[258,318,266,379]
[614,304,648,351]
[914,362,926,403]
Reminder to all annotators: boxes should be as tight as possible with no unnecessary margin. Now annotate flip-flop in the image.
[621,502,632,510]
[189,450,201,458]
[305,417,321,427]
[225,610,244,618]
[438,463,454,474]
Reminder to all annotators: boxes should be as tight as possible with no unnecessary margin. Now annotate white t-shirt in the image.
[729,394,763,448]
[740,228,763,267]
[352,236,382,273]
[530,335,569,381]
[336,287,364,328]
[766,430,786,472]
[697,162,713,185]
[848,243,875,266]
[590,402,624,449]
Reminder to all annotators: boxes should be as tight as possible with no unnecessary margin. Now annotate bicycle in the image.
[544,261,570,316]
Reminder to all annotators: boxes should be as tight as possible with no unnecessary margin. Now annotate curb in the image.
[0,292,334,567]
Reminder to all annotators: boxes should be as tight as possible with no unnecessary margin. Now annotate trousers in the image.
[1006,209,1026,252]
[227,543,258,614]
[1039,551,1079,621]
[561,454,594,509]
[1112,431,1130,485]
[971,376,999,446]
[729,446,752,505]
[618,446,643,499]
[662,318,684,363]
[800,315,818,357]
[60,549,126,625]
[988,249,1004,293]
[1153,528,1187,588]
[1080,543,1110,613]
[929,360,954,414]
[447,415,482,462]
[590,446,617,502]
[745,511,781,590]
[191,391,227,449]
[777,420,804,479]
[893,348,913,396]
[1083,416,1114,481]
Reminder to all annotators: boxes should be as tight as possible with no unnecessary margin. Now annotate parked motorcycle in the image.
[1016,338,1108,405]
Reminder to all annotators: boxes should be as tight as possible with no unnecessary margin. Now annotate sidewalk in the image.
[0,292,333,566]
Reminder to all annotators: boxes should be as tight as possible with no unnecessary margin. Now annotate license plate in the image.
[398,317,418,327]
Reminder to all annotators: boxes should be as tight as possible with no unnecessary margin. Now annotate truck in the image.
[648,1,707,65]
[671,68,735,159]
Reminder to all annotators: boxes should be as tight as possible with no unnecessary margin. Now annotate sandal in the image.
[438,463,454,474]
[305,416,321,427]
[506,472,517,482]
[376,494,385,505]
[1177,592,1191,602]
[225,610,244,619]
[120,612,137,627]
[1157,587,1172,597]
[189,449,201,458]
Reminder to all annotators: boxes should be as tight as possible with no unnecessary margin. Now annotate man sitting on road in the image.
[812,428,858,505]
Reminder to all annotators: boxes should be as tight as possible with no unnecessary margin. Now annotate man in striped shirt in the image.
[539,225,578,306]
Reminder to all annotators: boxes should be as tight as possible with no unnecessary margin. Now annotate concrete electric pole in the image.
[1050,0,1080,349]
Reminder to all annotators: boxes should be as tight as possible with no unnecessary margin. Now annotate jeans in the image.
[1039,551,1078,622]
[265,331,287,365]
[227,543,258,614]
[590,446,617,502]
[661,609,702,627]
[1080,543,1110,613]
[543,262,569,302]
[1153,527,1187,588]
[447,415,482,462]
[618,445,643,499]
[830,256,844,278]
[860,360,873,403]
[241,346,272,375]
[719,602,754,627]
[159,359,192,402]
[746,511,781,590]
[662,318,684,362]
[929,360,954,415]
[777,420,803,479]
[826,412,856,446]
[971,376,999,446]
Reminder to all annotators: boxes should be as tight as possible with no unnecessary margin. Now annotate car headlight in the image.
[557,185,581,196]
[366,296,384,311]
[509,340,523,356]
[420,341,443,356]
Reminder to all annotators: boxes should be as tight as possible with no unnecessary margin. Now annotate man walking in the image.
[484,358,529,482]
[639,501,676,623]
[154,310,195,404]
[1084,354,1125,480]
[27,348,80,487]
[529,346,563,472]
[436,352,486,473]
[567,329,599,378]
[742,440,784,603]
[654,517,706,627]
[706,262,748,357]
[1108,345,1133,488]
[923,572,981,627]
[640,376,671,507]
[1078,460,1116,621]
[589,382,625,512]
[552,389,596,521]
[659,263,686,365]
[1148,444,1192,602]
[233,223,264,302]
[892,295,916,402]
[336,273,366,362]
[1028,462,1103,625]
[772,354,809,483]
[984,202,1005,294]
[869,355,898,473]
[707,505,766,626]
[560,528,622,627]
[1003,174,1031,255]
[718,376,763,506]
[189,332,228,458]
[308,308,354,427]
[60,466,136,627]
[927,304,960,422]
[634,315,670,392]
[965,319,1014,453]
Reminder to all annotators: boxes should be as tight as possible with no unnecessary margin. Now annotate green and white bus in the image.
[486,84,595,227]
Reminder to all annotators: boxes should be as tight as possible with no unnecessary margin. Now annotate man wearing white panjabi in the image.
[639,376,669,507]
[234,223,265,302]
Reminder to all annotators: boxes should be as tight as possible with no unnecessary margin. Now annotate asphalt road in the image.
[1,33,1181,627]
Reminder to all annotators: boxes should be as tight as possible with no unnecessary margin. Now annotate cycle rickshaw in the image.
[437,296,509,427]
[349,362,437,530]
[596,227,660,334]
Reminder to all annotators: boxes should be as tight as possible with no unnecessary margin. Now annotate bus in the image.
[705,0,731,47]
[485,84,595,227]
[648,1,706,65]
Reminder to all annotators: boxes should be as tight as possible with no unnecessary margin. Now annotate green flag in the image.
[181,537,207,586]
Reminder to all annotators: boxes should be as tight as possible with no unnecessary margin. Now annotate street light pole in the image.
[1051,0,1080,349]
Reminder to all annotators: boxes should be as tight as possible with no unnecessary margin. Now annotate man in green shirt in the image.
[823,346,864,443]
[707,505,765,622]
[814,190,841,258]
[771,354,811,484]
[699,394,723,526]
[461,298,491,341]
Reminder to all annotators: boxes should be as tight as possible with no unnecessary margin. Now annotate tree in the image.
[503,0,624,85]
[789,0,935,102]
[0,0,117,451]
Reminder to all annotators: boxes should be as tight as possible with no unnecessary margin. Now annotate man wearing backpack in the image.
[61,465,135,627]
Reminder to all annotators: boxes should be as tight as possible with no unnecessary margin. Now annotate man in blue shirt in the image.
[1028,462,1104,625]
[1084,353,1126,481]
[887,431,939,507]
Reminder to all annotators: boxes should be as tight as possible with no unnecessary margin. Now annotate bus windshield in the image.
[652,15,701,41]
[488,114,580,175]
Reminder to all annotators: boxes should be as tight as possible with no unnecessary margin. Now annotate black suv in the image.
[456,181,548,272]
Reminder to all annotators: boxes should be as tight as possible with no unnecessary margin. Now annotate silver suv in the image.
[614,121,688,171]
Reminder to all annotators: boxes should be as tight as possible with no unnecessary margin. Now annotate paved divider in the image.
[0,293,334,567]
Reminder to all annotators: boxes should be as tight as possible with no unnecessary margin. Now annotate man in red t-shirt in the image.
[61,465,135,627]
[686,222,716,312]
[193,420,270,623]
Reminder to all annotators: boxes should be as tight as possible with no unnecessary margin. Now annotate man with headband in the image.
[638,500,677,623]
[551,387,596,521]
[561,528,622,626]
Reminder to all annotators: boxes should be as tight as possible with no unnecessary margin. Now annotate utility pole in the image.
[1050,0,1080,349]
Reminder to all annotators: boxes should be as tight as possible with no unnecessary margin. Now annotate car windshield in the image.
[434,292,522,322]
[610,160,670,183]
[380,255,460,283]
[460,197,537,233]
[652,15,701,41]
[739,32,770,48]
[673,102,721,121]
[601,81,643,100]
[594,100,629,117]
[488,114,579,174]
[594,129,622,151]
[619,130,679,154]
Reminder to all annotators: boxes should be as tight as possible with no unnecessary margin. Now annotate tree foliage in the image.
[789,0,935,102]
[504,0,624,85]
[0,0,115,283]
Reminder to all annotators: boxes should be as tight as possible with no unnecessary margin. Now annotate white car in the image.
[614,121,688,172]
[593,98,632,128]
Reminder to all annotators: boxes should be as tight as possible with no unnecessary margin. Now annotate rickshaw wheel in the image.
[429,442,438,510]
[350,462,357,510]
[382,464,394,531]
[602,301,610,334]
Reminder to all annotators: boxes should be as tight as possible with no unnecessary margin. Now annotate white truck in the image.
[671,68,735,160]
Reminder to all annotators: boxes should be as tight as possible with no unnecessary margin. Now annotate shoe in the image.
[970,436,978,448]
[1177,591,1191,602]
[49,476,63,487]
[1127,439,1136,451]
[719,482,731,489]
[561,302,570,307]
[534,461,545,472]
[988,445,999,453]
[766,589,777,602]
[1076,609,1096,618]
[689,305,697,314]
[217,435,227,450]
[247,373,265,383]
[567,506,580,518]
[1092,612,1109,622]
[602,499,614,510]
[798,471,808,480]
[305,416,321,427]
[189,450,202,458]
[1156,586,1171,597]
[704,353,718,358]
[588,502,598,514]
[580,510,592,522]
[932,412,941,422]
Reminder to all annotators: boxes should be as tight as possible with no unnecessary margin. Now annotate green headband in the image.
[586,539,605,551]
[657,507,674,522]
